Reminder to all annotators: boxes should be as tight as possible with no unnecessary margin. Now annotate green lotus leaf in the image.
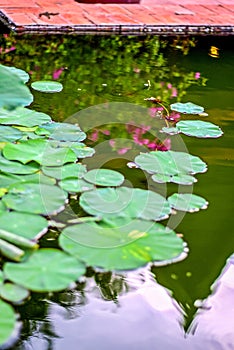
[69,143,95,158]
[176,120,223,138]
[0,107,51,127]
[31,81,63,93]
[4,248,86,292]
[3,139,77,166]
[2,66,30,83]
[0,283,29,304]
[161,126,180,135]
[170,102,204,114]
[0,172,55,191]
[42,163,87,180]
[35,122,86,142]
[0,125,23,142]
[2,182,67,215]
[0,154,39,174]
[84,169,125,187]
[59,219,184,270]
[59,178,95,193]
[152,173,197,185]
[0,270,3,285]
[0,201,6,214]
[135,151,207,180]
[0,300,18,346]
[0,211,48,240]
[80,187,171,221]
[168,193,209,212]
[0,65,33,110]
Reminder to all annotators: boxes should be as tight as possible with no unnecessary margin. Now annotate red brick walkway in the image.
[0,0,234,35]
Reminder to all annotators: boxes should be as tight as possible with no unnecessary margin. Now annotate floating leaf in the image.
[0,154,39,174]
[3,139,77,166]
[0,107,51,127]
[170,102,204,114]
[176,120,223,138]
[0,300,18,346]
[4,249,86,292]
[84,169,125,187]
[0,172,55,191]
[161,126,180,135]
[2,183,67,215]
[0,283,29,304]
[168,193,208,212]
[0,238,24,261]
[0,229,38,250]
[0,270,3,285]
[80,187,171,221]
[135,151,207,184]
[59,219,184,270]
[59,178,95,193]
[31,81,63,93]
[2,66,30,83]
[35,122,86,142]
[0,126,22,142]
[0,64,33,110]
[42,163,87,180]
[0,212,48,240]
[69,143,95,158]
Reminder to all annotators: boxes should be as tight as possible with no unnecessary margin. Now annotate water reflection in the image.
[10,255,234,350]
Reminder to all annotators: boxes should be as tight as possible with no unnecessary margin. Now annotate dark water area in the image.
[1,35,234,349]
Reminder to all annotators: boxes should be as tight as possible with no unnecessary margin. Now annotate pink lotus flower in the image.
[167,83,172,89]
[53,67,64,80]
[148,107,164,118]
[171,88,177,97]
[166,112,181,122]
[195,72,201,79]
[101,129,110,136]
[89,130,99,142]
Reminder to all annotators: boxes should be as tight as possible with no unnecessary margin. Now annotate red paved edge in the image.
[0,0,234,35]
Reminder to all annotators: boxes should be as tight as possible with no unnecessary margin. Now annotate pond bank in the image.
[0,0,234,35]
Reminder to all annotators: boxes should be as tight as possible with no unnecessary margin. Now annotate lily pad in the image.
[0,125,23,142]
[59,219,184,270]
[152,173,197,185]
[2,182,67,215]
[0,283,29,304]
[80,187,171,221]
[161,126,180,135]
[3,139,77,166]
[0,107,51,127]
[31,81,63,93]
[0,172,55,191]
[35,122,86,142]
[69,143,95,158]
[42,163,87,180]
[0,154,39,174]
[135,151,207,183]
[59,178,95,193]
[84,169,125,187]
[168,193,209,212]
[0,65,33,109]
[4,249,86,292]
[176,120,223,138]
[170,102,204,114]
[0,300,18,346]
[0,212,48,240]
[2,66,30,83]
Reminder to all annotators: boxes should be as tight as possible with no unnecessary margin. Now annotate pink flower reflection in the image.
[53,67,64,80]
[117,147,131,155]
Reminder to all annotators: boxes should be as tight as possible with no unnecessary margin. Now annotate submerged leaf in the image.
[31,81,63,93]
[4,249,86,292]
[168,193,208,212]
[59,219,184,270]
[80,187,171,221]
[176,120,223,138]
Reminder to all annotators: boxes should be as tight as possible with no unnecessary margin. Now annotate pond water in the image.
[1,35,234,349]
